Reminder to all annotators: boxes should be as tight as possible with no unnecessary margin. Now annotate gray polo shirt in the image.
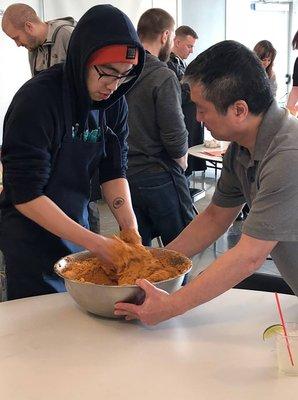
[212,100,298,295]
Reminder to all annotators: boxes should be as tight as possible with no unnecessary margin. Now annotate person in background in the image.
[115,40,298,325]
[2,3,76,76]
[167,25,206,176]
[126,9,195,246]
[287,30,298,116]
[0,5,145,301]
[253,40,277,97]
[168,25,197,81]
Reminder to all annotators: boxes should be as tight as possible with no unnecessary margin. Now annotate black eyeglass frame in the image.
[94,65,137,84]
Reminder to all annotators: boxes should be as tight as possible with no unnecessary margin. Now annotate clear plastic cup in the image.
[276,322,298,376]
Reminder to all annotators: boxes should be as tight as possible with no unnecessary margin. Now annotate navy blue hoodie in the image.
[0,6,145,299]
[0,5,145,208]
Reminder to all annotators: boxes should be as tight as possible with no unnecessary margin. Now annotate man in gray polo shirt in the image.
[115,40,298,325]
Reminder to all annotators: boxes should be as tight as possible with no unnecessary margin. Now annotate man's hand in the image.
[173,154,188,171]
[114,279,176,325]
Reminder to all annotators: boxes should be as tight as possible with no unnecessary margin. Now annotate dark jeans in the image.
[128,170,194,246]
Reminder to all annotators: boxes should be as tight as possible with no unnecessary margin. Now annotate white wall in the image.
[43,0,153,27]
[44,0,179,27]
[226,0,291,102]
[181,0,226,62]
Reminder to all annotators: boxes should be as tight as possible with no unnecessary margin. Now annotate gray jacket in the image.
[28,17,76,76]
[126,53,188,176]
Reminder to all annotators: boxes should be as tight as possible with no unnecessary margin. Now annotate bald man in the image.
[2,3,76,76]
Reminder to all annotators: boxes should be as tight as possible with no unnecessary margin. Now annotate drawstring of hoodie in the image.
[100,110,122,169]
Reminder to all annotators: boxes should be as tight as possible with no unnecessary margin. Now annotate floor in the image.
[98,167,280,282]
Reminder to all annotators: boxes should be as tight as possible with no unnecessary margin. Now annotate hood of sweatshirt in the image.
[64,4,145,131]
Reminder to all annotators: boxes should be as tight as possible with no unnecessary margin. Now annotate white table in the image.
[0,289,297,400]
[188,144,224,179]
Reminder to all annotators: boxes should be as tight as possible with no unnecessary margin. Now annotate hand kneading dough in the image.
[62,230,190,285]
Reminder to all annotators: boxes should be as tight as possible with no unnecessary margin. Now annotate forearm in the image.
[287,86,298,114]
[173,153,188,171]
[101,178,138,230]
[15,196,102,252]
[166,203,242,257]
[170,235,276,316]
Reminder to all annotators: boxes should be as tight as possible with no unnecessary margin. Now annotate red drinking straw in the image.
[274,292,294,366]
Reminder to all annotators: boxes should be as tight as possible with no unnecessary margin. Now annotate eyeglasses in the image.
[94,65,137,85]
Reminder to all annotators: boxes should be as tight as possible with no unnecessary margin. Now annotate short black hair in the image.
[184,40,273,115]
[175,25,198,39]
[137,8,175,42]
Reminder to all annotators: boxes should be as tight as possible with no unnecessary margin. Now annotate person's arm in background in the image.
[155,72,189,170]
[287,58,298,115]
[287,86,298,115]
[173,154,188,171]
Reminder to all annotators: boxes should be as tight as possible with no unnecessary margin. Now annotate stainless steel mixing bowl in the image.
[54,248,192,318]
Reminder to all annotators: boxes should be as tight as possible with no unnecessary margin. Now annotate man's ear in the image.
[231,100,249,121]
[174,37,180,46]
[161,30,169,45]
[24,21,34,33]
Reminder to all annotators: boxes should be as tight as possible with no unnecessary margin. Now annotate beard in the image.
[25,33,40,51]
[158,37,172,62]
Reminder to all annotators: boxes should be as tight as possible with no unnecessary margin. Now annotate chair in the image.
[189,187,205,215]
[189,187,205,203]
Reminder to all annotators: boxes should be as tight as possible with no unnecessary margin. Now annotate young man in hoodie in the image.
[0,5,145,301]
[2,3,76,76]
[126,8,195,247]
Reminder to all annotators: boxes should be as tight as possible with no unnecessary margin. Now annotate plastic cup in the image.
[276,322,298,376]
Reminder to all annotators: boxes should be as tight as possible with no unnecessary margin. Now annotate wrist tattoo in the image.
[113,197,125,209]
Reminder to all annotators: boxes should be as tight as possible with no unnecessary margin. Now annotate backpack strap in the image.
[51,22,76,43]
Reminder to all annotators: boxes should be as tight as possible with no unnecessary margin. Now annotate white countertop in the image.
[0,289,297,400]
